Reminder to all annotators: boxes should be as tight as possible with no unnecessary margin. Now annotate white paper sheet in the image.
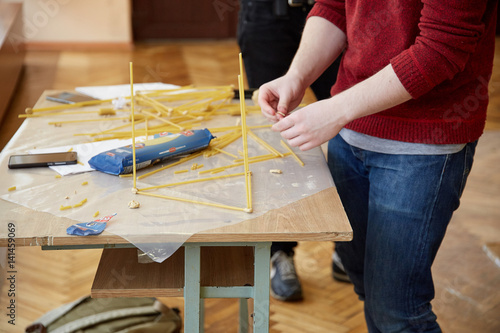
[75,83,179,100]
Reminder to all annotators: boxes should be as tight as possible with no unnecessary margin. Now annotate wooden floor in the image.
[0,39,499,333]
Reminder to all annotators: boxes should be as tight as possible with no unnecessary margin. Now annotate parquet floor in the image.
[0,39,499,333]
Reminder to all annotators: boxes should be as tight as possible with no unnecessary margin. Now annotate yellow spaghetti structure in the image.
[139,172,245,191]
[130,62,138,190]
[136,191,250,213]
[238,53,252,212]
[280,140,305,167]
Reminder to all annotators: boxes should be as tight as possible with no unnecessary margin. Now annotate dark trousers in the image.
[238,0,341,254]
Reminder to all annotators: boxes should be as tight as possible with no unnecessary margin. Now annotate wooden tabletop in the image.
[0,186,351,246]
[0,91,352,247]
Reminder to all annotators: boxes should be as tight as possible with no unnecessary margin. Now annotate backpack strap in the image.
[51,305,159,333]
[25,296,90,333]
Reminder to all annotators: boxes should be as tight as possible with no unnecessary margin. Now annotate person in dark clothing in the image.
[237,0,346,302]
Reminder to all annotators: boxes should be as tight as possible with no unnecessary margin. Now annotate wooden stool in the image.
[92,243,271,332]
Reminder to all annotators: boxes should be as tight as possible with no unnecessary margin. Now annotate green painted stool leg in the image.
[253,242,271,333]
[184,245,202,333]
[200,298,205,333]
[239,298,249,333]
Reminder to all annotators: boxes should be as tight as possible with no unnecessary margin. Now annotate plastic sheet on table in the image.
[0,109,334,263]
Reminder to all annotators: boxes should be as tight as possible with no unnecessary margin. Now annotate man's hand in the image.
[257,14,411,152]
[258,74,307,123]
[270,64,412,151]
[271,98,349,151]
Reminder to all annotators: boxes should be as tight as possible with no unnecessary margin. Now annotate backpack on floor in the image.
[25,296,182,333]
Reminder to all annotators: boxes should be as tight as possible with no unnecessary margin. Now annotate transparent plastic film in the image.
[0,91,334,263]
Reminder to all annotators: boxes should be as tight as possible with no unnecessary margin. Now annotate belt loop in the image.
[288,0,315,7]
[274,0,288,17]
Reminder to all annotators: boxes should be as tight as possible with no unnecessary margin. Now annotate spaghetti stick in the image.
[103,118,146,133]
[280,140,305,166]
[247,170,253,211]
[73,202,84,208]
[140,109,185,131]
[74,119,146,137]
[137,151,204,180]
[210,131,241,146]
[48,116,129,125]
[198,153,288,174]
[138,172,245,191]
[136,191,249,213]
[19,110,113,118]
[247,130,284,157]
[26,98,114,114]
[174,95,214,110]
[152,86,234,102]
[233,153,276,163]
[199,163,241,174]
[130,62,137,189]
[135,94,174,115]
[238,53,252,211]
[208,124,271,133]
[213,147,238,158]
[239,75,251,210]
[85,121,181,139]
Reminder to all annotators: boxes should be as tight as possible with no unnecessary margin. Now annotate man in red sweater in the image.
[258,0,497,331]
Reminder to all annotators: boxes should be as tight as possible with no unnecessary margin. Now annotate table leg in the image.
[184,244,202,332]
[253,242,271,333]
[200,298,205,333]
[239,298,249,333]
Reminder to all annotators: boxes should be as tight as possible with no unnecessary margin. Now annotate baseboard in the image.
[24,41,134,52]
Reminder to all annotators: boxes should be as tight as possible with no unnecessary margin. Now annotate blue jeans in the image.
[327,135,476,333]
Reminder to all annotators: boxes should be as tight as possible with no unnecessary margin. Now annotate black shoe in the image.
[270,251,303,301]
[332,252,351,283]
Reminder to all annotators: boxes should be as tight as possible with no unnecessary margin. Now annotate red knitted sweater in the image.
[309,0,497,144]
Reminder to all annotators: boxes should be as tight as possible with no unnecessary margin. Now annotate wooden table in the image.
[0,91,352,333]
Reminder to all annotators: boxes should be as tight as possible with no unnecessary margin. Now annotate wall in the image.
[0,3,24,123]
[2,0,132,49]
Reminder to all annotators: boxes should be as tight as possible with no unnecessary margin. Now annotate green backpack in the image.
[25,296,182,333]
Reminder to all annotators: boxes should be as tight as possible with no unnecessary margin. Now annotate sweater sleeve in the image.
[307,0,347,35]
[391,0,489,99]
